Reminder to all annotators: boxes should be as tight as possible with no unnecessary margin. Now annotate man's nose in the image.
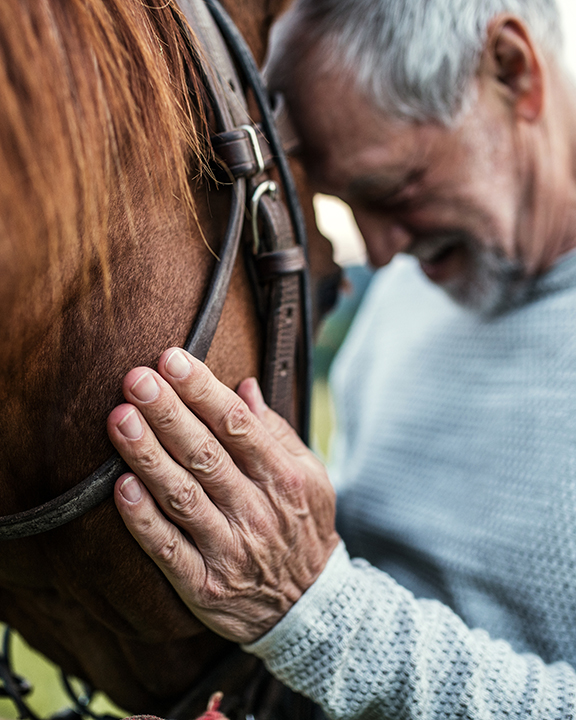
[351,210,412,267]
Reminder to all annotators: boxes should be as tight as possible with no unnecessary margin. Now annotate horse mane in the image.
[0,0,209,342]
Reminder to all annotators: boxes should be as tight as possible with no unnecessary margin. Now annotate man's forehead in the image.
[293,71,473,201]
[294,70,387,141]
[298,105,433,197]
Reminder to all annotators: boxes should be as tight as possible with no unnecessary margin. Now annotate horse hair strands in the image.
[0,0,209,357]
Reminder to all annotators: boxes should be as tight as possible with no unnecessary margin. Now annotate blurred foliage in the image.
[310,378,335,462]
[313,265,373,380]
[0,625,126,720]
[311,264,373,463]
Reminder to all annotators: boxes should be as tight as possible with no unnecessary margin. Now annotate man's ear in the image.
[482,16,544,121]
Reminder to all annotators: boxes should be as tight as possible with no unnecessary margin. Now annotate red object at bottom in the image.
[123,691,229,720]
[195,691,228,720]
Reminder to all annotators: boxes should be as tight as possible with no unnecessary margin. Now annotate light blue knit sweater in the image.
[245,254,576,719]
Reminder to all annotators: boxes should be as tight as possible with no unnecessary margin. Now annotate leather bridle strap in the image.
[204,0,313,439]
[175,0,250,360]
[253,194,304,426]
[0,454,128,540]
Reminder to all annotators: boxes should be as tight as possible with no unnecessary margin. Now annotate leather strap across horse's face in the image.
[0,0,312,541]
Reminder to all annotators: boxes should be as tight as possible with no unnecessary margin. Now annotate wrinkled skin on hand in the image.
[107,348,340,644]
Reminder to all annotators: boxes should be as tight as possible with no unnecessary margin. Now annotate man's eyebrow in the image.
[349,168,425,201]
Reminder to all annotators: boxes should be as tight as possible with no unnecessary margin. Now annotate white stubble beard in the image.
[409,233,535,316]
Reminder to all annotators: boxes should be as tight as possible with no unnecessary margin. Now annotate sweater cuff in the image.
[242,541,353,660]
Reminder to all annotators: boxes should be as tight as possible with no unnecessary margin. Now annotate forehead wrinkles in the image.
[295,67,448,193]
[315,119,433,195]
[340,128,439,201]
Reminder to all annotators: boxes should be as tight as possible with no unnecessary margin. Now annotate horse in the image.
[0,0,339,715]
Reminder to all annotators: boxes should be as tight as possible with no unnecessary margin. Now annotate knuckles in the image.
[146,523,183,570]
[155,537,179,566]
[241,507,276,539]
[223,399,254,439]
[277,466,305,497]
[186,434,226,476]
[199,576,228,605]
[132,442,163,475]
[151,393,183,433]
[165,476,201,516]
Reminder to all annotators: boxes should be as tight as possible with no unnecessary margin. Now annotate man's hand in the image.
[107,348,340,644]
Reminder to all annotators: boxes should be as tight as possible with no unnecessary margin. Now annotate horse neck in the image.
[0,0,273,511]
[0,3,285,710]
[0,0,287,507]
[0,165,261,513]
[0,158,261,708]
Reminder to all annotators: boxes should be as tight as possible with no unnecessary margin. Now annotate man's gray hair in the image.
[269,0,563,124]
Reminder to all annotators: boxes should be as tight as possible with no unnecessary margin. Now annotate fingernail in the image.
[242,377,266,414]
[120,476,142,503]
[165,349,191,379]
[130,371,159,402]
[117,409,143,439]
[250,378,266,413]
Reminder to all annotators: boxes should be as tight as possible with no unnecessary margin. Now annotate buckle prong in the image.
[239,124,265,175]
[251,180,279,254]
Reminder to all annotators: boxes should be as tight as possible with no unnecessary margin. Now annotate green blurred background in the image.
[0,626,126,719]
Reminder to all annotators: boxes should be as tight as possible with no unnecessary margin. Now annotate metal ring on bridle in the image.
[251,180,279,254]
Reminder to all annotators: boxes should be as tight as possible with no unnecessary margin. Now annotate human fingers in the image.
[237,377,339,546]
[110,358,341,644]
[113,472,248,641]
[156,349,298,483]
[115,469,319,644]
[114,472,208,592]
[116,367,258,515]
[134,355,334,551]
[236,377,310,459]
[107,402,233,553]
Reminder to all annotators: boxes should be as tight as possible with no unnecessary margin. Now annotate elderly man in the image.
[108,0,576,718]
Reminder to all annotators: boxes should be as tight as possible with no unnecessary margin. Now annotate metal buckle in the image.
[251,180,279,254]
[239,124,265,175]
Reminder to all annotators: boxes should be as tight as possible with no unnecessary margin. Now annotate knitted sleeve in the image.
[243,543,576,720]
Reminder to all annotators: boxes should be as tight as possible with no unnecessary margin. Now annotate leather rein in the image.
[0,0,313,541]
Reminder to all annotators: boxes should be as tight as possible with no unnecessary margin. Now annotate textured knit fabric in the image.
[244,253,576,719]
